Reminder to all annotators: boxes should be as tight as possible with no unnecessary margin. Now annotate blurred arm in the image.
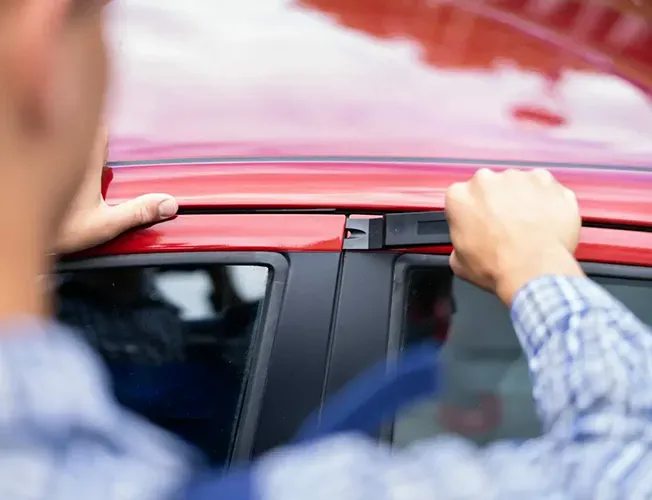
[2,275,652,499]
[248,275,652,499]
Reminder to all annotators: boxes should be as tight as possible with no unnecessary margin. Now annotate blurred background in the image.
[105,0,652,165]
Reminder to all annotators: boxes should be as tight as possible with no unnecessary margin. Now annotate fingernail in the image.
[158,198,178,219]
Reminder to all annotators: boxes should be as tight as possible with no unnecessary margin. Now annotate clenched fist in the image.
[445,168,584,305]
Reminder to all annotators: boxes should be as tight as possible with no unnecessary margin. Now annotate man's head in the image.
[0,0,108,235]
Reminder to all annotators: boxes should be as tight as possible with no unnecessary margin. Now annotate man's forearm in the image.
[511,275,652,433]
[3,300,652,499]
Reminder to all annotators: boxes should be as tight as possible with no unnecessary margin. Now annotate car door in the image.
[326,213,652,447]
[55,212,346,465]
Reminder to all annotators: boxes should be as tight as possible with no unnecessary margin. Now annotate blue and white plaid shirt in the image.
[2,275,652,499]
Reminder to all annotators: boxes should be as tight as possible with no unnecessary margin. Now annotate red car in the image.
[57,0,652,465]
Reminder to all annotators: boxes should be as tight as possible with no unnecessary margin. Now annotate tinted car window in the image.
[392,268,652,448]
[55,264,269,465]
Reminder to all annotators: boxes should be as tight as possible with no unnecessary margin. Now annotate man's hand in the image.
[55,127,178,255]
[445,168,583,305]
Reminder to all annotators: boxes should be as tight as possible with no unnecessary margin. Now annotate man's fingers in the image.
[531,168,554,184]
[102,193,178,240]
[449,250,466,279]
[54,194,178,254]
[445,181,467,215]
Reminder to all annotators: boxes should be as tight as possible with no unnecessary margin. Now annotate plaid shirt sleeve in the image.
[253,276,652,499]
[0,321,198,500]
[2,275,652,499]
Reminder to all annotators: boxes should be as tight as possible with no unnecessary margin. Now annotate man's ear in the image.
[5,0,72,132]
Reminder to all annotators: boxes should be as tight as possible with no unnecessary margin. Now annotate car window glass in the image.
[392,267,652,448]
[55,264,269,465]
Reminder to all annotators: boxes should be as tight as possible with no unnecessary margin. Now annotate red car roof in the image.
[105,160,652,228]
[106,0,652,167]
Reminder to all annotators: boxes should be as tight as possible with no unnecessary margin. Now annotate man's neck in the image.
[0,220,50,321]
[0,130,64,321]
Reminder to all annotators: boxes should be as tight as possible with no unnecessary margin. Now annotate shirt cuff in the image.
[509,275,621,360]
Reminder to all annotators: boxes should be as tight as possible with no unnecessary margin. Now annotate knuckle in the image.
[474,168,495,181]
[137,204,153,225]
[446,181,466,203]
[563,186,578,203]
[531,168,554,183]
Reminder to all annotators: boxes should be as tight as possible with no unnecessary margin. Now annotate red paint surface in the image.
[107,0,652,167]
[401,228,652,267]
[79,214,346,257]
[100,0,652,265]
[90,162,652,266]
[106,162,652,227]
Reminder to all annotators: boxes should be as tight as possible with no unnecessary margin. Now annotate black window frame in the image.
[390,256,652,358]
[385,253,652,442]
[251,251,342,456]
[57,250,288,463]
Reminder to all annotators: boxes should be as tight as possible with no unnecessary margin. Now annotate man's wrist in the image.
[495,244,584,306]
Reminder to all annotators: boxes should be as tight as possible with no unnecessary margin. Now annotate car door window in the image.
[392,263,652,448]
[55,263,270,465]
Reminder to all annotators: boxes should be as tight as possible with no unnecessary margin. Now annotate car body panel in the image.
[401,228,652,267]
[106,0,652,166]
[95,162,652,265]
[105,161,652,224]
[79,214,652,267]
[77,213,346,258]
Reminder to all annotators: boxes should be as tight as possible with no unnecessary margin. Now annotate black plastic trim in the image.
[251,252,341,456]
[57,251,288,464]
[342,217,385,250]
[343,213,652,251]
[318,251,347,428]
[57,251,286,271]
[343,213,452,250]
[324,252,397,399]
[582,261,652,280]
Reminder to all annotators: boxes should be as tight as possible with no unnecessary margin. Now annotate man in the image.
[2,2,652,499]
